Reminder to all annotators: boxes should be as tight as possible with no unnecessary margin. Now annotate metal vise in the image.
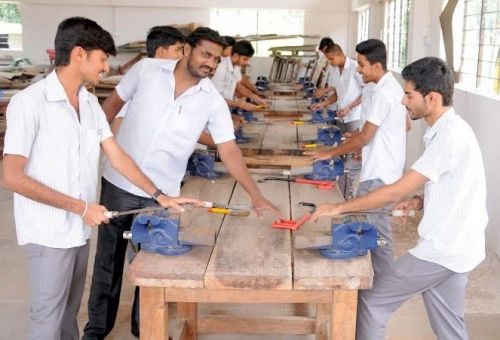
[304,157,344,181]
[187,151,223,178]
[255,76,269,90]
[316,126,342,146]
[318,221,379,259]
[298,76,311,84]
[234,125,250,144]
[123,211,192,256]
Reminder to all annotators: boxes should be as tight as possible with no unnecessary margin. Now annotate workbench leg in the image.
[140,287,169,340]
[330,289,358,340]
[177,302,197,340]
[315,303,329,340]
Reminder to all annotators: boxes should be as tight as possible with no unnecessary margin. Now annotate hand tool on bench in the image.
[257,176,335,189]
[200,201,251,217]
[272,202,316,231]
[105,201,251,219]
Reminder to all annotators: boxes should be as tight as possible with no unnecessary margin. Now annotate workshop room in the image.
[0,0,499,339]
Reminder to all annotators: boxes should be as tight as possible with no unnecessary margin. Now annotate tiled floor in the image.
[1,177,500,339]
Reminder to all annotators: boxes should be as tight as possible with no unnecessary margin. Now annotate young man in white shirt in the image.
[1,17,198,340]
[111,25,186,134]
[305,39,407,275]
[311,43,364,199]
[310,57,487,340]
[312,37,334,91]
[83,27,282,339]
[211,39,267,112]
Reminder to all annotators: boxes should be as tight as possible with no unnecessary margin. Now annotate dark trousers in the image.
[83,178,157,339]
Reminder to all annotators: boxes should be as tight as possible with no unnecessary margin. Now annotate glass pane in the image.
[482,12,500,29]
[464,14,481,30]
[462,44,480,59]
[460,73,477,87]
[463,29,481,44]
[461,58,478,74]
[480,45,499,62]
[478,60,495,77]
[482,28,500,46]
[465,0,482,16]
[485,0,500,13]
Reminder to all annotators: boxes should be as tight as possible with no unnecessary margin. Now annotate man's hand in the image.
[84,203,110,227]
[303,149,334,161]
[251,195,283,219]
[252,96,268,107]
[337,106,351,117]
[311,101,326,110]
[394,196,422,212]
[240,101,258,112]
[156,194,204,213]
[231,114,245,129]
[314,88,330,98]
[310,203,343,222]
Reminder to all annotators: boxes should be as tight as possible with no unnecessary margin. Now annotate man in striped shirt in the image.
[310,57,488,340]
[1,17,199,340]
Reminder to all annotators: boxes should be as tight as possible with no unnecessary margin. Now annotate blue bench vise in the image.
[235,125,251,144]
[311,109,336,124]
[298,76,311,84]
[304,157,345,181]
[123,211,216,256]
[255,76,269,91]
[295,220,387,260]
[316,126,342,146]
[187,151,223,178]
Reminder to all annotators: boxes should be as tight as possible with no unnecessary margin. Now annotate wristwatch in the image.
[151,188,164,202]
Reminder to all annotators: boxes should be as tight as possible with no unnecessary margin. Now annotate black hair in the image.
[231,40,254,57]
[402,57,454,106]
[54,16,116,66]
[318,37,334,51]
[186,27,227,49]
[355,39,387,70]
[324,43,343,55]
[222,35,236,47]
[146,25,185,58]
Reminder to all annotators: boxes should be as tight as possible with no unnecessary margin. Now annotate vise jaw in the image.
[124,211,192,256]
[318,221,378,259]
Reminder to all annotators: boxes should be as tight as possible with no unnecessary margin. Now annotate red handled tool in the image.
[257,177,335,190]
[272,202,316,231]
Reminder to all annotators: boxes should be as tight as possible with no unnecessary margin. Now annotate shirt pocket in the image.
[84,129,102,161]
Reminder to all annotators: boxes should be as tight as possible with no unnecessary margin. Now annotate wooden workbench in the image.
[128,174,373,339]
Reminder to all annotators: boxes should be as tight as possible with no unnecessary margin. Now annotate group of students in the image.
[1,15,488,340]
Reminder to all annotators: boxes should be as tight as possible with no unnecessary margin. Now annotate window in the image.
[357,7,369,43]
[209,8,304,57]
[458,0,499,94]
[0,1,22,50]
[383,0,411,70]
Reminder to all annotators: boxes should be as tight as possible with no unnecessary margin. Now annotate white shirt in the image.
[103,58,235,197]
[211,56,242,100]
[3,70,113,248]
[328,57,363,123]
[410,109,488,273]
[359,72,406,184]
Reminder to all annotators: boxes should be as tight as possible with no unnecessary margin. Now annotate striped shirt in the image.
[410,108,488,273]
[3,70,113,248]
[211,56,242,100]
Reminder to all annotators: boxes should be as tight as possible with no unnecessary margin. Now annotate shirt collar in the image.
[45,69,89,102]
[374,71,393,91]
[162,59,211,93]
[423,107,456,141]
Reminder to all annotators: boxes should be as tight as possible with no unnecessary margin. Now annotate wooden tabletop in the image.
[129,174,373,291]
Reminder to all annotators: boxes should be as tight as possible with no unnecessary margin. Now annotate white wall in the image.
[15,1,352,65]
[350,0,500,256]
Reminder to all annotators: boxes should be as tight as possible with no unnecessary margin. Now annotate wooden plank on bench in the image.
[128,176,236,288]
[204,175,292,290]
